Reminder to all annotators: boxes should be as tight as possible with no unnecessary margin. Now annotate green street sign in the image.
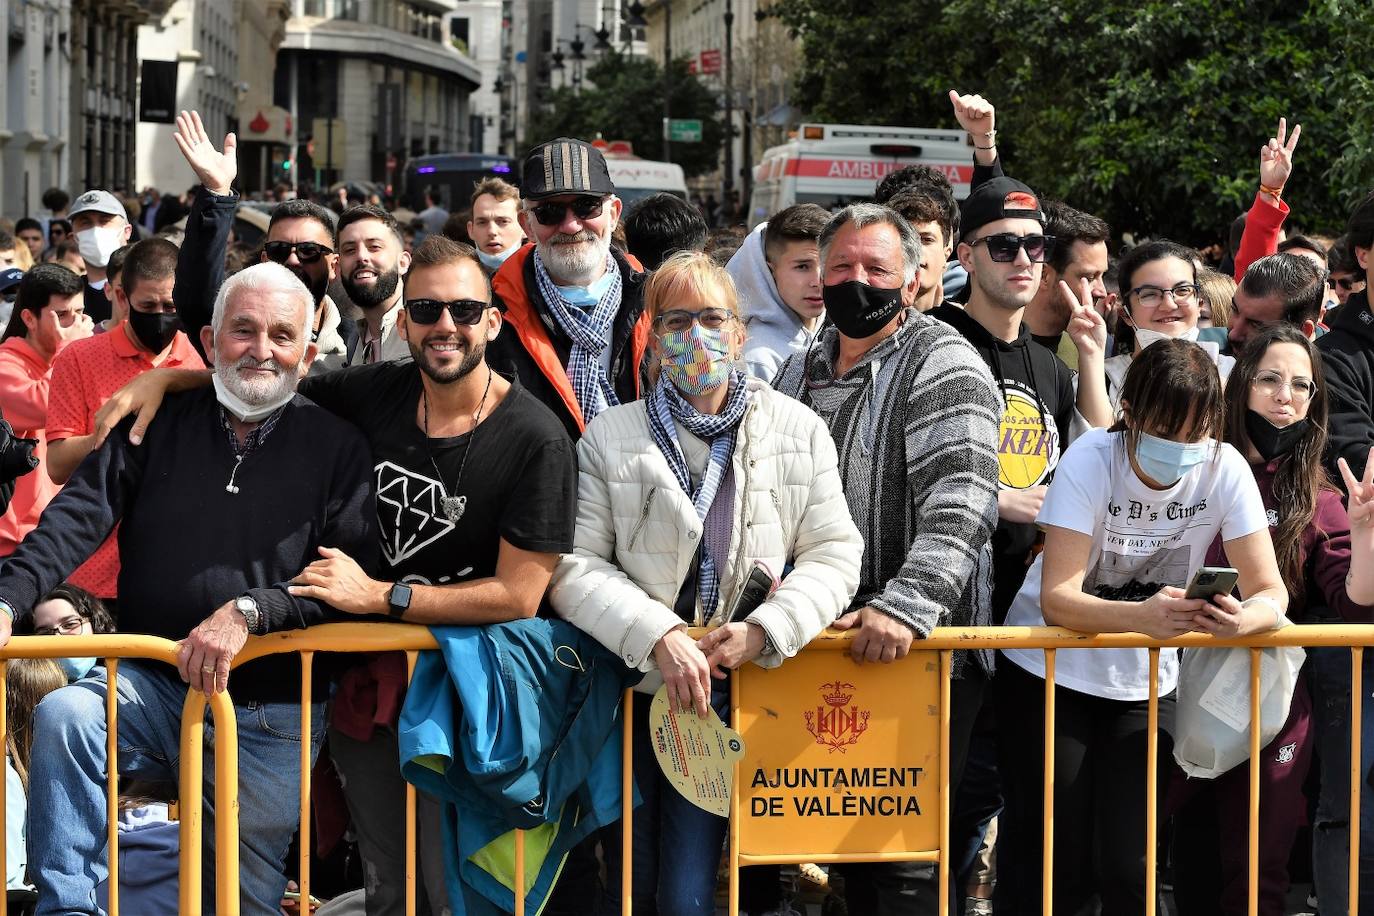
[665,118,704,143]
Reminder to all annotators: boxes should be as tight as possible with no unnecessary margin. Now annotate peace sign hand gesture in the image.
[1259,117,1300,194]
[173,109,237,197]
[1338,448,1374,531]
[1062,278,1108,360]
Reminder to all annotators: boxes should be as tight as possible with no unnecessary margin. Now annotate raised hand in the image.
[1062,277,1108,359]
[1338,449,1374,530]
[172,109,237,196]
[948,89,995,138]
[1258,117,1300,193]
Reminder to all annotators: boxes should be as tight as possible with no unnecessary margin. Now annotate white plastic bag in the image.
[1172,617,1305,779]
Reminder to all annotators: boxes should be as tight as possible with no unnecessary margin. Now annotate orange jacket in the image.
[490,244,651,435]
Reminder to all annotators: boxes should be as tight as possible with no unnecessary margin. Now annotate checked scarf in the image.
[647,371,751,618]
[532,248,624,425]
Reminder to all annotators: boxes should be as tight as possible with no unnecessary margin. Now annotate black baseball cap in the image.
[0,269,22,296]
[520,138,616,200]
[959,177,1045,242]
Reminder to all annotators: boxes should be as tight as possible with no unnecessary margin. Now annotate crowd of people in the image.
[0,89,1371,916]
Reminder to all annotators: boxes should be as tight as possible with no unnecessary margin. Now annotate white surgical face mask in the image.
[75,224,124,269]
[477,240,522,271]
[212,369,296,422]
[1133,324,1199,352]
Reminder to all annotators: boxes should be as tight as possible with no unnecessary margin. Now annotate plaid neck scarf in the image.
[532,248,623,425]
[647,372,750,618]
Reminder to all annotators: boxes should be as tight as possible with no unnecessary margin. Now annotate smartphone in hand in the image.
[1184,566,1239,601]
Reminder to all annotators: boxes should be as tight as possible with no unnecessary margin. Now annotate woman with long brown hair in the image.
[1170,324,1374,915]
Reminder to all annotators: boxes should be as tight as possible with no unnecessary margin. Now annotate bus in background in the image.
[401,153,520,212]
[603,153,688,208]
[748,124,975,225]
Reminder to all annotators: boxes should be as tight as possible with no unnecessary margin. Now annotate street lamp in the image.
[626,1,647,28]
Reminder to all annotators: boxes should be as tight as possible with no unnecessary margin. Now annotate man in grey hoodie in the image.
[726,203,828,382]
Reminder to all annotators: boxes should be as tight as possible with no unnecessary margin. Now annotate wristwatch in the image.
[746,619,777,657]
[387,583,413,619]
[234,595,263,635]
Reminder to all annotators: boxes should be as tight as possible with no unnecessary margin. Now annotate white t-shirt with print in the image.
[1001,427,1268,701]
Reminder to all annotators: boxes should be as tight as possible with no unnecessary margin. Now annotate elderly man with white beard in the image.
[0,261,377,916]
[486,137,653,439]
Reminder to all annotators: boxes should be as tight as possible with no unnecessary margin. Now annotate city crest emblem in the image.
[804,681,870,753]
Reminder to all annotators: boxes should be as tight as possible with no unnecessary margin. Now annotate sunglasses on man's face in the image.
[527,196,608,227]
[263,240,333,265]
[405,298,489,326]
[971,233,1056,263]
[1330,275,1365,292]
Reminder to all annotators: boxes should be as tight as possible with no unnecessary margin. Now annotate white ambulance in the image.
[748,123,975,224]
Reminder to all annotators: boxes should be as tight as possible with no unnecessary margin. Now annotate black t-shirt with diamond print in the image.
[300,361,576,587]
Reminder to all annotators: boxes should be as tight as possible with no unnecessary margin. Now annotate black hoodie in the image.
[931,303,1076,622]
[1317,288,1374,481]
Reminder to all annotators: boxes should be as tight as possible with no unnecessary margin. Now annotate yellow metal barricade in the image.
[0,635,238,916]
[16,623,1352,916]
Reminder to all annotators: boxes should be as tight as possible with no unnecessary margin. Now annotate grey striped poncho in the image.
[774,309,1001,676]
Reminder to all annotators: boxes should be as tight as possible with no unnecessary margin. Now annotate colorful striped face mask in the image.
[659,325,733,396]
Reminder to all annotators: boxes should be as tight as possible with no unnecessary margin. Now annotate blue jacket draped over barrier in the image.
[398,618,640,915]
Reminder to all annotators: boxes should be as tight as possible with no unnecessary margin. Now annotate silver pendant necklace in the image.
[422,368,493,524]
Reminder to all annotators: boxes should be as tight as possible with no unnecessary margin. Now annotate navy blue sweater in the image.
[0,388,378,702]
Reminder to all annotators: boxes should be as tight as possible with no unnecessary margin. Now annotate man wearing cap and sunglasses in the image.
[169,110,359,374]
[486,137,653,440]
[68,189,134,326]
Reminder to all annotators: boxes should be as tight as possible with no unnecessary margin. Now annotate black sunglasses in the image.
[1330,276,1364,292]
[405,298,489,326]
[263,240,333,265]
[527,196,608,227]
[971,233,1056,263]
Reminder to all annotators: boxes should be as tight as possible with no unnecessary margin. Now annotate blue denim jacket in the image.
[398,618,640,915]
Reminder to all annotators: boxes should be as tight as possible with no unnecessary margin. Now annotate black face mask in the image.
[821,280,905,339]
[126,309,183,353]
[1244,409,1309,462]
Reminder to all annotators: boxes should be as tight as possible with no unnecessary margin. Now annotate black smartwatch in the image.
[387,582,413,619]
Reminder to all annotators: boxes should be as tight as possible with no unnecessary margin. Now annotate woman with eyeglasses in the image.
[1088,240,1236,423]
[1165,325,1374,915]
[994,338,1287,914]
[551,251,863,916]
[16,583,117,683]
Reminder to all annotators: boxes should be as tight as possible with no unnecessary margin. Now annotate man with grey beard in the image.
[486,137,652,439]
[0,260,376,915]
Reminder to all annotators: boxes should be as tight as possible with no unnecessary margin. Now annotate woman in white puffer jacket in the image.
[550,251,862,916]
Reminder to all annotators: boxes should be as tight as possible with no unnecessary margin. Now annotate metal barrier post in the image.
[178,693,205,916]
[106,658,120,916]
[1352,645,1364,909]
[1145,649,1159,916]
[622,687,634,916]
[1042,649,1056,915]
[299,652,314,914]
[405,650,419,916]
[729,674,740,916]
[938,650,952,916]
[1248,648,1262,916]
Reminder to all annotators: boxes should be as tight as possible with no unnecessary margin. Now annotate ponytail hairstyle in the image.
[1223,323,1334,611]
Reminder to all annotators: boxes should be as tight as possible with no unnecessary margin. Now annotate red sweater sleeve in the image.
[1233,192,1289,282]
[1309,488,1374,622]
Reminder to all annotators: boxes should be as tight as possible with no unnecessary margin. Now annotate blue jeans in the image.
[1307,644,1374,914]
[27,661,325,916]
[596,683,731,916]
